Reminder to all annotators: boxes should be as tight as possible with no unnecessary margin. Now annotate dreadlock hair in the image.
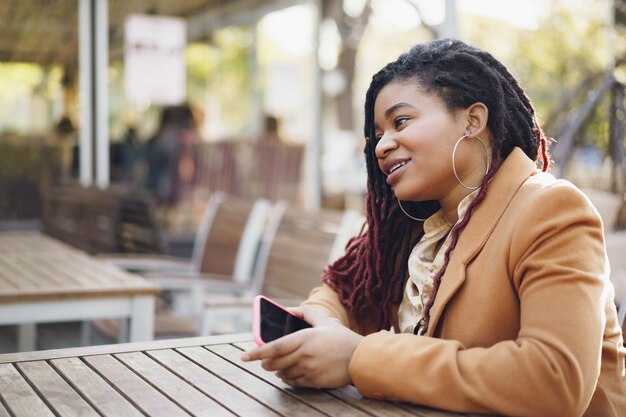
[322,38,551,333]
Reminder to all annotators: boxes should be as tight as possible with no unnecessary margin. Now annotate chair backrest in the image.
[252,201,362,302]
[189,191,224,270]
[42,184,163,254]
[192,192,272,284]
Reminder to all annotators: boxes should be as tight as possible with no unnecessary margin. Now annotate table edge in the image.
[0,333,253,363]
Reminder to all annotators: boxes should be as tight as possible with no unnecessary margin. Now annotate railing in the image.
[193,140,304,203]
[0,139,305,223]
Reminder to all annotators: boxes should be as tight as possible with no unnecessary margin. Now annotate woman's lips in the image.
[386,161,409,186]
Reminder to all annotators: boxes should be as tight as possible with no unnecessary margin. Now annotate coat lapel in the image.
[425,148,538,336]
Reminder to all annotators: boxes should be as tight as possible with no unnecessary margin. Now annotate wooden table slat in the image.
[84,354,191,417]
[116,351,235,417]
[211,343,376,417]
[177,346,326,417]
[33,255,103,289]
[0,267,20,291]
[0,400,11,417]
[0,363,56,417]
[0,244,158,301]
[1,252,155,293]
[0,232,81,254]
[16,361,101,417]
[0,258,43,290]
[57,253,139,288]
[15,256,77,290]
[329,385,429,417]
[147,348,281,417]
[51,357,144,417]
[0,257,65,293]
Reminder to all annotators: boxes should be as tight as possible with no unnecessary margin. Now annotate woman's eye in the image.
[395,117,409,128]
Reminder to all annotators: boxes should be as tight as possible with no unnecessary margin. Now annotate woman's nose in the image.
[375,132,398,159]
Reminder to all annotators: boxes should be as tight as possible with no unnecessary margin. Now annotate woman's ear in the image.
[465,102,489,136]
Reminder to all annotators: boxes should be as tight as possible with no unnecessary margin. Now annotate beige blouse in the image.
[397,190,479,335]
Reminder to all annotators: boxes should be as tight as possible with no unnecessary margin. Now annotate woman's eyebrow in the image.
[385,102,415,119]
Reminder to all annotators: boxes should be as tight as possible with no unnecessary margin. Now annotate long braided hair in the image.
[322,39,551,333]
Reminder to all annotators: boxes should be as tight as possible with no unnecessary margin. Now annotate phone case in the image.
[252,295,308,346]
[252,295,265,346]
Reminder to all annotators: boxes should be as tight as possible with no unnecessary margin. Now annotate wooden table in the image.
[0,333,479,417]
[0,232,159,351]
[0,231,82,254]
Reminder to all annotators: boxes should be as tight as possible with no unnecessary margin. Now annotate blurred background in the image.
[0,0,625,249]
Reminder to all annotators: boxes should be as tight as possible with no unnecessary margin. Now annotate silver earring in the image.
[397,199,428,221]
[451,135,491,190]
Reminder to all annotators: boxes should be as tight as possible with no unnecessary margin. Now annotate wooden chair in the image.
[142,193,273,316]
[94,193,273,339]
[199,201,363,335]
[100,191,225,274]
[42,184,164,255]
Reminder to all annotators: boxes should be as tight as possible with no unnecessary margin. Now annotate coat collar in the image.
[425,147,538,336]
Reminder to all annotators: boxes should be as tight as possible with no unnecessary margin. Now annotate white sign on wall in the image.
[125,14,187,105]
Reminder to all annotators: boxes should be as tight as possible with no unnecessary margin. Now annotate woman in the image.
[242,39,626,417]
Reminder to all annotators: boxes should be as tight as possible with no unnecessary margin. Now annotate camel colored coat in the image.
[303,148,626,417]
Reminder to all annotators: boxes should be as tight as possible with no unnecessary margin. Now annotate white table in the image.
[0,232,159,351]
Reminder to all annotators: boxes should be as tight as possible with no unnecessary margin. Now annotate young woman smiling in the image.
[242,39,626,417]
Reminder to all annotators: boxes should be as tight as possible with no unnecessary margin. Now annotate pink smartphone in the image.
[252,295,312,346]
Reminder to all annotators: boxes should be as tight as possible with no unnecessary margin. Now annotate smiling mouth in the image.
[388,161,408,175]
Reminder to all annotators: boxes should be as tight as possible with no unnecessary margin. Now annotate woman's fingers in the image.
[260,347,302,371]
[241,325,361,389]
[281,375,309,387]
[241,331,305,362]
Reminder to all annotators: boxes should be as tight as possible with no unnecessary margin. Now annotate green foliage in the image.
[0,63,63,134]
[0,63,44,99]
[186,27,254,135]
[463,0,615,154]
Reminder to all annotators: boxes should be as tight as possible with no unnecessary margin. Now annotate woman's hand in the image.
[241,305,363,389]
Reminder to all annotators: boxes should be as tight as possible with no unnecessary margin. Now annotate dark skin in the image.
[241,80,493,389]
[241,305,362,388]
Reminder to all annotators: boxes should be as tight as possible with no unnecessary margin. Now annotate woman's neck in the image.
[439,186,474,224]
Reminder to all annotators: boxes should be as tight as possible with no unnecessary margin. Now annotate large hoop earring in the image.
[398,199,428,222]
[452,135,490,190]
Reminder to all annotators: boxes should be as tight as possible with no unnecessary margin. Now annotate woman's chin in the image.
[393,189,419,202]
[395,193,433,204]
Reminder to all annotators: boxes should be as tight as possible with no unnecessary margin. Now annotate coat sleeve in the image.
[348,181,609,417]
[300,284,360,331]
